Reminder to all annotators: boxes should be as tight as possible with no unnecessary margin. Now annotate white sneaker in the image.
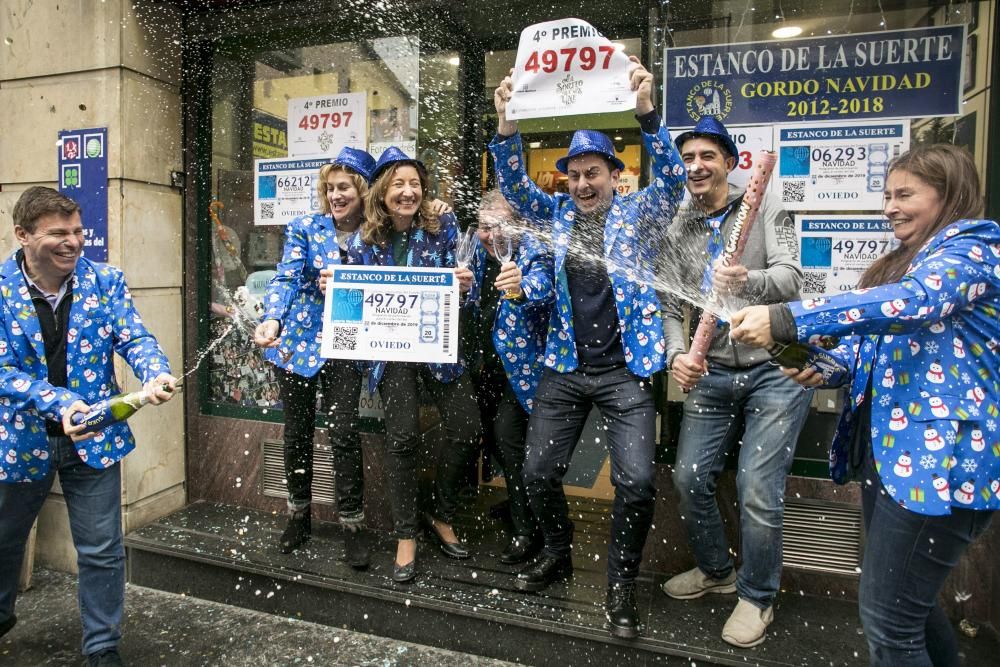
[661,566,737,600]
[721,598,774,648]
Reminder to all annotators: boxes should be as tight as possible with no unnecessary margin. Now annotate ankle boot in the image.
[343,524,370,570]
[279,507,311,554]
[515,554,573,592]
[606,582,641,639]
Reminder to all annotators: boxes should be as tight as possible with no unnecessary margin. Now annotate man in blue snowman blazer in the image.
[0,187,176,666]
[490,55,686,638]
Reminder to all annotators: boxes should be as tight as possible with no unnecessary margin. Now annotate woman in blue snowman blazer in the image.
[253,147,375,562]
[731,144,1000,666]
[344,147,481,583]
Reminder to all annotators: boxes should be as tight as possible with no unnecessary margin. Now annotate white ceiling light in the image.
[772,25,803,39]
[447,56,461,66]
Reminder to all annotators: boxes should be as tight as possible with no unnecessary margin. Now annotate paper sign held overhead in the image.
[507,18,636,120]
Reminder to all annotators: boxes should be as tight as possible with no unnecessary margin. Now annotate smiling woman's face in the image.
[883,168,944,248]
[384,165,423,222]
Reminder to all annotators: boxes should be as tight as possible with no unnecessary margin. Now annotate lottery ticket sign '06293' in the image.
[321,266,460,364]
[507,18,637,120]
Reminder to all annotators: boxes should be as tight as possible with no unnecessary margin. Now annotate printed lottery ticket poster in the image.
[287,92,367,158]
[507,18,636,120]
[797,215,897,299]
[669,125,772,195]
[322,266,459,364]
[254,158,327,226]
[774,121,909,211]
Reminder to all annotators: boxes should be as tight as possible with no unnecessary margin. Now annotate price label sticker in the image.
[507,18,636,120]
[287,92,367,158]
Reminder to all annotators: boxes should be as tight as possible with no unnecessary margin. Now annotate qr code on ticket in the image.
[803,271,827,295]
[329,326,358,351]
[260,202,275,220]
[782,180,806,203]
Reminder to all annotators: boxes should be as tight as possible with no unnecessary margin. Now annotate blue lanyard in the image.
[699,199,740,294]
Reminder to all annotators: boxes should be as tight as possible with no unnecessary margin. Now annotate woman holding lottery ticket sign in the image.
[253,148,376,567]
[328,147,481,584]
[730,145,1000,666]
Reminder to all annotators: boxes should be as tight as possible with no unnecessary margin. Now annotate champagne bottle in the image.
[71,381,182,435]
[768,342,849,385]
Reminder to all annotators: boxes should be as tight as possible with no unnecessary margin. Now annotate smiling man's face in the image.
[16,211,84,286]
[566,153,619,216]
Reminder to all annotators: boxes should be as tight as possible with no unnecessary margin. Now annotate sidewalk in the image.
[1,568,518,667]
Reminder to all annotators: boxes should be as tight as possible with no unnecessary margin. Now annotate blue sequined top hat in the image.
[555,130,626,174]
[674,117,739,171]
[371,146,426,182]
[332,147,376,184]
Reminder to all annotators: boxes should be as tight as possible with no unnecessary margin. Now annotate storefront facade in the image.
[3,0,999,629]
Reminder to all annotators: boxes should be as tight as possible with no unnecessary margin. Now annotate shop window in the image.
[202,36,462,417]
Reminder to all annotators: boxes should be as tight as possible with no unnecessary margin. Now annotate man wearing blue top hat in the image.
[657,117,811,647]
[254,146,376,566]
[490,55,687,639]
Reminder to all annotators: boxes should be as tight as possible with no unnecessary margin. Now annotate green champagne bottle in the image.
[71,381,181,435]
[767,342,848,385]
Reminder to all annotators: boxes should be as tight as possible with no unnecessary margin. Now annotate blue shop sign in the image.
[664,25,966,127]
[57,127,108,262]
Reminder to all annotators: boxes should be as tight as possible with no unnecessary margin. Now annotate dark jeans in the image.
[524,365,657,584]
[277,361,364,520]
[476,367,536,537]
[0,437,123,657]
[673,361,812,608]
[380,363,481,538]
[860,452,993,666]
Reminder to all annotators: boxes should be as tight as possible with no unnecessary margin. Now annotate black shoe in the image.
[87,648,124,666]
[606,582,641,639]
[392,555,416,583]
[279,508,311,554]
[343,525,370,570]
[516,554,573,592]
[499,534,542,565]
[0,614,16,639]
[423,513,470,560]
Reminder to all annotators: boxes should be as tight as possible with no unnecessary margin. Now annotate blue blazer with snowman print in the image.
[0,254,171,482]
[790,219,1000,515]
[467,232,554,413]
[488,126,687,377]
[261,212,343,377]
[345,212,465,392]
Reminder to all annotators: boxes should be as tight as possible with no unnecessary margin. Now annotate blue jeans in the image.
[859,453,993,667]
[672,361,812,608]
[0,436,124,657]
[523,365,657,584]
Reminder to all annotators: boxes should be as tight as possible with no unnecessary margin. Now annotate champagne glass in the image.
[491,226,517,299]
[455,225,479,269]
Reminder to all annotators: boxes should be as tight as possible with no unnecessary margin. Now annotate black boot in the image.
[343,524,370,570]
[606,582,641,639]
[279,507,311,554]
[515,554,573,592]
[499,533,543,565]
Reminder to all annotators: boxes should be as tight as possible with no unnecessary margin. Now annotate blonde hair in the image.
[360,162,440,247]
[859,144,984,288]
[316,163,368,216]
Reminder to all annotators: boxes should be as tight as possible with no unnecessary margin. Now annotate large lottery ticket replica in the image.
[507,18,636,120]
[321,266,460,364]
